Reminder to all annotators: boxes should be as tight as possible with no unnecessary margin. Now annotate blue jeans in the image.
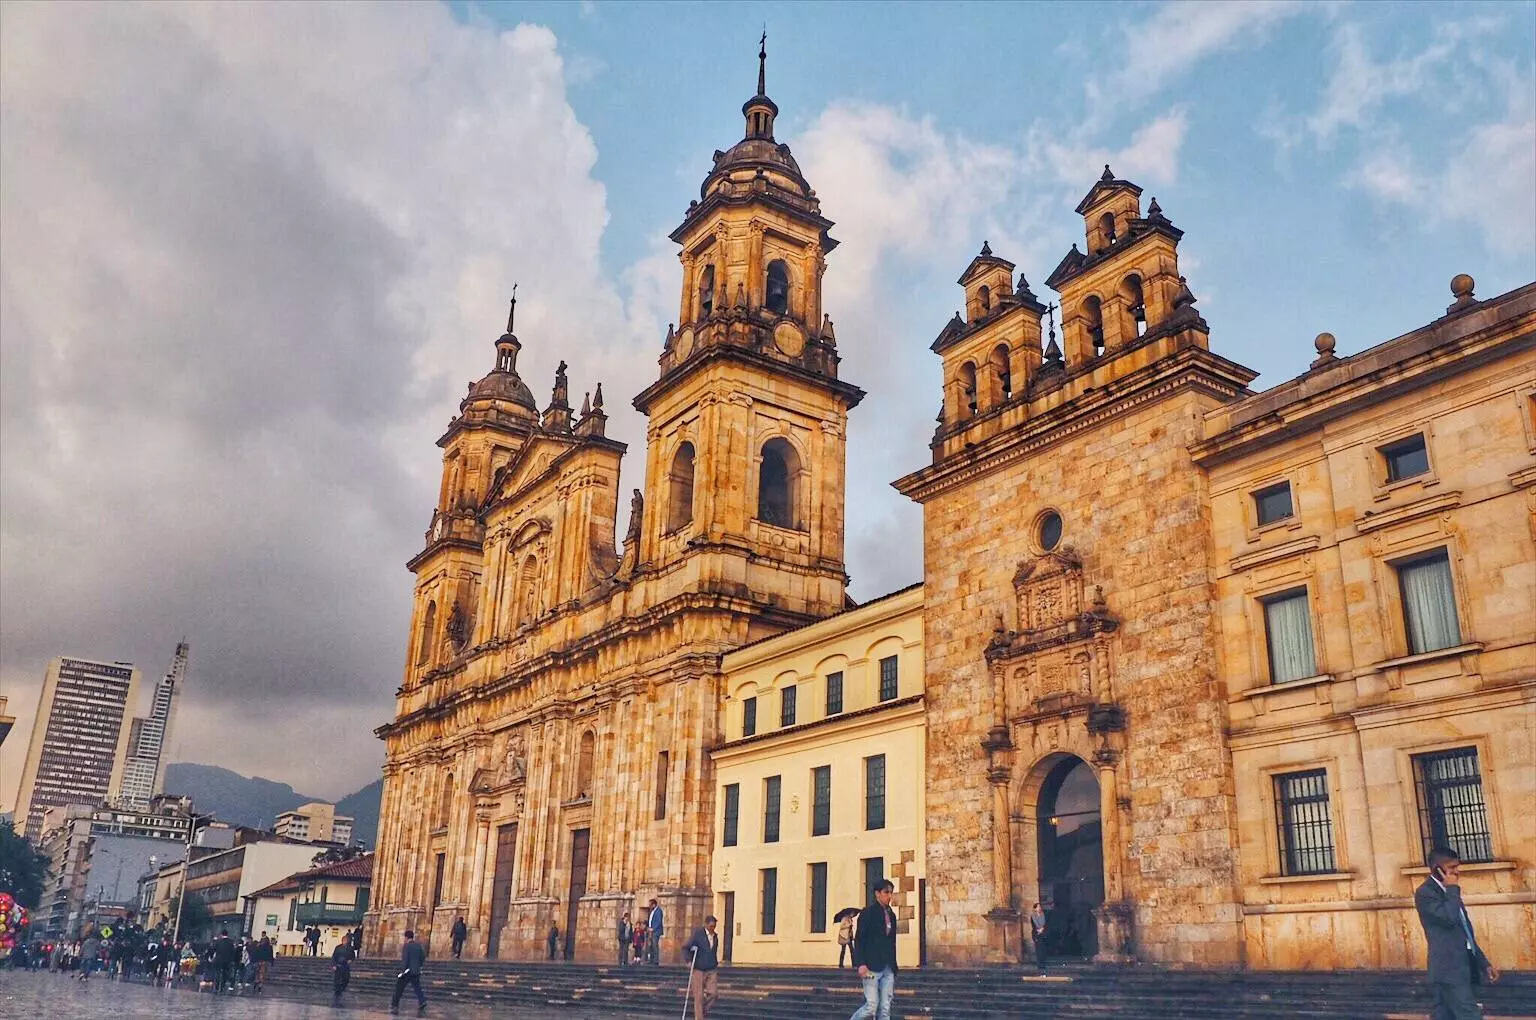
[849,966,895,1020]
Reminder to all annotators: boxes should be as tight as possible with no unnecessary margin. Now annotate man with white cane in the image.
[681,915,721,1019]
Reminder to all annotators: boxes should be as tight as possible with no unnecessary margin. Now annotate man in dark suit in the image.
[849,879,898,1020]
[1416,847,1499,1019]
[682,915,721,1019]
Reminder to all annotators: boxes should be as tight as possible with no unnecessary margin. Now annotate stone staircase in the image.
[260,956,1536,1019]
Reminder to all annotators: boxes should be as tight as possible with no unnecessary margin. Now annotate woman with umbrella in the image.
[833,907,860,968]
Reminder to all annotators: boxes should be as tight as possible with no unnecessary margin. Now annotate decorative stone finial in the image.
[820,313,836,344]
[1146,197,1165,220]
[580,391,591,416]
[593,382,604,409]
[980,239,993,257]
[1017,274,1037,301]
[1101,164,1115,182]
[1310,331,1338,371]
[1172,276,1197,309]
[1447,273,1477,314]
[664,323,675,349]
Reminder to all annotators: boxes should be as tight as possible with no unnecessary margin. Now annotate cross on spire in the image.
[758,28,767,96]
[507,282,518,334]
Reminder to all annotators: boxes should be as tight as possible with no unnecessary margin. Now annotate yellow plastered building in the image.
[712,584,924,966]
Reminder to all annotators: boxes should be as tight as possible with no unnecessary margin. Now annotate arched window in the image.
[518,555,539,624]
[1119,274,1146,338]
[416,601,437,667]
[979,285,991,313]
[1083,296,1105,355]
[698,265,716,318]
[436,772,454,828]
[575,730,596,799]
[765,260,790,316]
[757,437,800,529]
[959,362,978,417]
[667,442,696,532]
[1098,211,1117,250]
[991,344,1012,400]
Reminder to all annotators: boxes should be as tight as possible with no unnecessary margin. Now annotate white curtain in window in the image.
[1265,592,1316,684]
[1401,554,1461,654]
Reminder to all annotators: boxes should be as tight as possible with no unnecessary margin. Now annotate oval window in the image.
[1038,511,1063,551]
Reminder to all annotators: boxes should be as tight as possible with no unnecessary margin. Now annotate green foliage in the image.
[311,843,366,866]
[170,892,213,939]
[0,821,49,910]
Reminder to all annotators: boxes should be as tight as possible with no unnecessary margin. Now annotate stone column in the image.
[469,807,491,928]
[678,254,695,326]
[748,220,764,309]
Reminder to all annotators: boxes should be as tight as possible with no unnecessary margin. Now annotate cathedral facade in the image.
[369,54,1535,970]
[366,52,861,961]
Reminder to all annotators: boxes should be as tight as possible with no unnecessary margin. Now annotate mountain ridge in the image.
[163,762,380,847]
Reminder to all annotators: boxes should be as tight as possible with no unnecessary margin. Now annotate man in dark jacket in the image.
[250,935,274,992]
[1416,847,1498,1019]
[848,879,898,1020]
[331,933,357,1005]
[682,915,721,1019]
[211,929,238,994]
[390,929,427,1014]
[450,916,467,959]
[616,911,632,967]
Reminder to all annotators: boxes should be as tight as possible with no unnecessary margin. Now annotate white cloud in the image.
[0,2,645,803]
[1030,110,1191,190]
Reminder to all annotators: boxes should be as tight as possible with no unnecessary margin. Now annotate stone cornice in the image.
[632,340,864,414]
[1353,491,1462,535]
[894,347,1253,503]
[1228,534,1322,573]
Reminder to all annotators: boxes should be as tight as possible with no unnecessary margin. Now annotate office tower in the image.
[13,657,140,839]
[119,642,189,809]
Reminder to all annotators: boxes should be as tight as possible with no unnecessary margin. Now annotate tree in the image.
[0,821,49,910]
[311,844,366,866]
[169,892,212,940]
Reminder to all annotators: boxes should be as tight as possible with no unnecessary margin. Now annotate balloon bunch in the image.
[0,892,26,950]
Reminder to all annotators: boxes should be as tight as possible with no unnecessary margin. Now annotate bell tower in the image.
[632,37,863,618]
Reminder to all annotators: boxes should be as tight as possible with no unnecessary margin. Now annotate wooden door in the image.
[565,828,589,960]
[721,892,734,962]
[487,823,517,958]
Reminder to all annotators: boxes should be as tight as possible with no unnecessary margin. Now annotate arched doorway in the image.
[1035,756,1104,957]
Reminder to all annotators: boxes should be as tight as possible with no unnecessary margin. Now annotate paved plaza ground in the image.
[0,969,620,1019]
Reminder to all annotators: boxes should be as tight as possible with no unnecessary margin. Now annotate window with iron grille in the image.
[742,697,756,737]
[763,775,781,843]
[826,672,844,716]
[1273,769,1336,876]
[811,765,831,837]
[1412,748,1493,864]
[722,784,739,847]
[809,862,828,933]
[864,754,886,830]
[781,685,797,728]
[760,867,777,935]
[878,656,899,701]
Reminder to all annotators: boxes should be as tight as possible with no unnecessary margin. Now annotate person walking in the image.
[837,910,856,968]
[682,915,721,1020]
[616,911,631,967]
[646,898,664,965]
[351,927,363,957]
[848,879,898,1020]
[450,916,467,959]
[211,928,238,994]
[546,924,559,961]
[1416,847,1499,1020]
[1029,902,1049,974]
[251,934,274,993]
[331,931,357,1006]
[390,929,427,1015]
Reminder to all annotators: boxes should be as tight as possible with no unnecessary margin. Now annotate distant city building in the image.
[274,801,353,845]
[35,799,193,936]
[0,694,14,748]
[182,838,325,933]
[118,642,189,810]
[14,657,141,839]
[245,852,373,956]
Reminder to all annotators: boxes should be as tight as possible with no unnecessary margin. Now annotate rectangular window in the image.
[1273,769,1336,876]
[654,751,669,821]
[864,754,886,830]
[763,775,781,843]
[431,853,445,908]
[1382,433,1430,482]
[781,685,797,728]
[826,672,844,716]
[1397,550,1462,654]
[1253,481,1294,526]
[811,765,831,837]
[722,784,739,848]
[1412,748,1493,864]
[879,656,899,702]
[760,868,777,935]
[808,862,828,933]
[1262,588,1317,684]
[742,697,757,738]
[861,857,885,901]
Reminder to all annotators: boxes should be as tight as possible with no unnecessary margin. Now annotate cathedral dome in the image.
[462,365,538,415]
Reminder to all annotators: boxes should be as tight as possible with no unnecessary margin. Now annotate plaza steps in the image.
[263,955,1536,1019]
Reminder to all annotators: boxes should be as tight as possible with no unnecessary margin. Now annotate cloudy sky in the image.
[2,1,1532,806]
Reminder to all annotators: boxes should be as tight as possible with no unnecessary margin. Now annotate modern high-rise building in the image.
[0,694,14,748]
[13,657,141,839]
[119,642,189,809]
[274,801,354,845]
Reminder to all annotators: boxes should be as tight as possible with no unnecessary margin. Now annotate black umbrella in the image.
[833,907,861,923]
